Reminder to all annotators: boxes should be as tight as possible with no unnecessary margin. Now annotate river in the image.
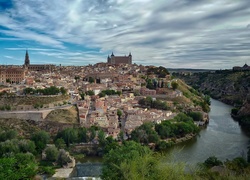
[169,98,249,164]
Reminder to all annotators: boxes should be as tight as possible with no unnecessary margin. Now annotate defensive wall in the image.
[0,105,72,121]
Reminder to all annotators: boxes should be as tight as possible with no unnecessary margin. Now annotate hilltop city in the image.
[0,51,210,139]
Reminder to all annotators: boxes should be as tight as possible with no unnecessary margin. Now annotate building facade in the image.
[233,63,250,71]
[24,50,55,71]
[0,66,26,83]
[107,52,132,65]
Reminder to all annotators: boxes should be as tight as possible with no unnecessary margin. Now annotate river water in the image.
[169,98,249,164]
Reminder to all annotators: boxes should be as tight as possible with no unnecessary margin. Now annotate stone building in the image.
[107,52,132,65]
[233,63,250,71]
[24,50,55,71]
[0,66,25,83]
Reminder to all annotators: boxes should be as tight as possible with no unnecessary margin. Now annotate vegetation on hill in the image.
[147,66,170,78]
[176,79,210,112]
[138,96,170,110]
[98,89,122,97]
[23,86,67,95]
[0,94,70,110]
[174,70,249,106]
[175,70,250,130]
[130,113,199,149]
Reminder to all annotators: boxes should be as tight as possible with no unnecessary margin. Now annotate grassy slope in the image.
[45,106,78,123]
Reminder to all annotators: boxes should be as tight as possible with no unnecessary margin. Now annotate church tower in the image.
[128,52,132,64]
[24,50,30,66]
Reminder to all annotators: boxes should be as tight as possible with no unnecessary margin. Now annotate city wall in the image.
[0,105,72,121]
[0,110,51,121]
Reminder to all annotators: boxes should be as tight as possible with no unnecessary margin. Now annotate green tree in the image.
[102,141,190,180]
[56,128,78,147]
[86,90,94,96]
[0,139,20,157]
[117,109,122,119]
[171,81,179,90]
[54,138,66,149]
[101,141,152,180]
[0,153,38,180]
[188,112,203,121]
[89,128,96,142]
[74,76,80,82]
[203,156,223,168]
[118,131,124,142]
[77,127,89,143]
[98,130,106,145]
[131,122,160,144]
[0,129,17,142]
[103,136,119,154]
[18,139,36,154]
[224,157,248,174]
[155,140,173,150]
[89,77,95,83]
[231,108,239,116]
[31,131,50,153]
[45,146,59,162]
[60,87,67,95]
[23,87,35,94]
[80,92,85,100]
[98,92,106,97]
[204,95,211,105]
[146,79,154,89]
[155,121,173,139]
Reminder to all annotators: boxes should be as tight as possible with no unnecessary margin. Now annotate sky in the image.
[0,0,250,69]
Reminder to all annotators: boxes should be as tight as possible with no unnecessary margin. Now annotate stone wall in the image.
[0,105,73,121]
[0,110,51,121]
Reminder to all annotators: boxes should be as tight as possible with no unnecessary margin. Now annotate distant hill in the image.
[167,68,216,73]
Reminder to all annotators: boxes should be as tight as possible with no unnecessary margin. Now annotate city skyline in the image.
[0,0,250,69]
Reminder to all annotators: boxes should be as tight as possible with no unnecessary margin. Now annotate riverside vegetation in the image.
[1,129,250,179]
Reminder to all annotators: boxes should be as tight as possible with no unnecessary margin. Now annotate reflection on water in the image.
[169,99,249,164]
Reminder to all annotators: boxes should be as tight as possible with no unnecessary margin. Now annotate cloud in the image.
[0,0,250,68]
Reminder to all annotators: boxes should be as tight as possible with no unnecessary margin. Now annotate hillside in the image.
[175,71,250,106]
[0,106,78,137]
[0,95,70,110]
[45,106,78,123]
[175,70,250,129]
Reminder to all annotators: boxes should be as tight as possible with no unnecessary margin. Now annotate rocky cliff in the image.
[175,70,250,129]
[176,70,250,107]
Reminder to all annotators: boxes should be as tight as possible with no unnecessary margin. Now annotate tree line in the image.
[23,86,67,95]
[138,96,170,110]
[130,113,200,150]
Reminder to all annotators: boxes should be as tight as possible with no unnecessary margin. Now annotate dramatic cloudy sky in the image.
[0,0,250,69]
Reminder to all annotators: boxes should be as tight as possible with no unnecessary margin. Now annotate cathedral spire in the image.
[24,49,30,66]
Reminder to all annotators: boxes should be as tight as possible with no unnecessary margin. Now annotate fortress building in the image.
[24,50,55,71]
[107,52,132,65]
[233,63,250,71]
